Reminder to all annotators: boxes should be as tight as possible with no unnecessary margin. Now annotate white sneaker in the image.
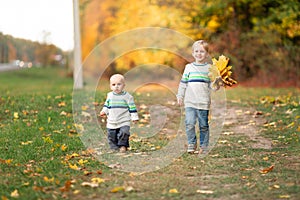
[187,144,196,153]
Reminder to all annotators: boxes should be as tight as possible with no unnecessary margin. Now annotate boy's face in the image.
[192,44,208,64]
[110,77,125,94]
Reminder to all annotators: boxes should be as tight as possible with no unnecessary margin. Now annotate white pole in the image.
[73,0,83,89]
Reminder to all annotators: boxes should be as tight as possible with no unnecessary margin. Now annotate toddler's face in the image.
[192,44,208,64]
[110,77,125,94]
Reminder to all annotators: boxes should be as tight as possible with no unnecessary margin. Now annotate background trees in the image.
[0,33,65,67]
[80,0,299,86]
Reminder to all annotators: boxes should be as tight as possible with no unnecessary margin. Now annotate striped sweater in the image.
[101,91,139,129]
[177,62,212,110]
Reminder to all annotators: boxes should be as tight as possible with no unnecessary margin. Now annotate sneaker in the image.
[199,147,208,154]
[119,146,127,153]
[187,144,196,153]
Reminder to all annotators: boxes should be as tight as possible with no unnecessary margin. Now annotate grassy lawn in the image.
[0,67,299,199]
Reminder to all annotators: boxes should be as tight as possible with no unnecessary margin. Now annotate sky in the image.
[0,0,74,51]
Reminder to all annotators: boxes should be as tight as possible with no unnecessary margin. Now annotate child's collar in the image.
[193,62,208,66]
[113,91,126,95]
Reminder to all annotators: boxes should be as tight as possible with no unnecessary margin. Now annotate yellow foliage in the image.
[209,55,237,87]
[207,15,220,31]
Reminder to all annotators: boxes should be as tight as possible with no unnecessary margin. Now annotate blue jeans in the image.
[107,126,130,150]
[185,107,209,148]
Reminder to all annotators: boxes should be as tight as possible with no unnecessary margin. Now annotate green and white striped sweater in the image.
[101,91,139,129]
[177,62,213,110]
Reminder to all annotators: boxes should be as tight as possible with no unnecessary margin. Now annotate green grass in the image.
[0,67,299,199]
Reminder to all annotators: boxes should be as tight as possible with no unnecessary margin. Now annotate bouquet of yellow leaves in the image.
[208,55,237,87]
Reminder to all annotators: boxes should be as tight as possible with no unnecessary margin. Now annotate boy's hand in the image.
[132,120,139,124]
[99,111,106,117]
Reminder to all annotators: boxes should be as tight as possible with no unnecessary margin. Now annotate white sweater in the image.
[101,91,139,129]
[177,62,213,110]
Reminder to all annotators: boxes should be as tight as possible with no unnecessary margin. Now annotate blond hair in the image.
[192,40,209,52]
[110,74,125,83]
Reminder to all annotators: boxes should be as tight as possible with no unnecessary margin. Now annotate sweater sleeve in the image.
[101,93,110,114]
[127,94,139,121]
[177,64,189,99]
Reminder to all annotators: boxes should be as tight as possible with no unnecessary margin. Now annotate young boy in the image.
[177,40,220,154]
[100,74,139,153]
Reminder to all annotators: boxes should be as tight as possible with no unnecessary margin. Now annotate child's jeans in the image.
[185,107,209,148]
[107,126,130,150]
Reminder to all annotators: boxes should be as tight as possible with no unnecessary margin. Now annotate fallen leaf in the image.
[73,190,80,194]
[81,182,99,188]
[169,189,179,194]
[279,195,290,199]
[21,141,33,145]
[81,111,91,117]
[286,122,294,128]
[69,163,80,170]
[43,176,54,183]
[13,112,19,119]
[222,131,234,135]
[60,111,67,116]
[10,190,19,198]
[78,159,88,166]
[61,144,68,151]
[83,171,92,176]
[58,102,66,107]
[60,180,72,192]
[196,189,214,194]
[260,165,274,174]
[110,186,125,193]
[125,186,134,192]
[263,156,269,161]
[2,195,9,200]
[91,178,105,183]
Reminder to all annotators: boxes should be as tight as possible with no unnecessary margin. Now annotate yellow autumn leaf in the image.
[22,182,30,186]
[58,101,66,107]
[1,196,9,200]
[196,189,214,194]
[84,170,92,176]
[110,186,125,193]
[21,141,33,145]
[43,176,54,183]
[81,111,91,117]
[74,123,84,131]
[42,136,53,144]
[169,188,179,194]
[209,55,237,87]
[286,122,295,128]
[279,195,290,199]
[91,178,105,183]
[61,144,68,151]
[60,111,67,116]
[81,105,89,111]
[78,159,88,166]
[13,112,19,119]
[10,189,19,198]
[81,182,99,188]
[69,163,80,170]
[70,153,80,158]
[73,190,80,194]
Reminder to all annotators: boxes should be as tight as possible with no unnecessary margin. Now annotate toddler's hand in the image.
[132,120,139,124]
[177,98,183,106]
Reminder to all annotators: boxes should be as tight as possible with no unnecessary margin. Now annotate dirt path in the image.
[223,105,272,149]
